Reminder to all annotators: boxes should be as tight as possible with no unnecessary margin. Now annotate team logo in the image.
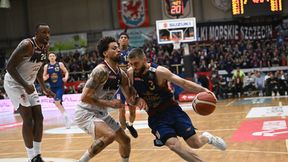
[120,0,146,27]
[211,0,231,12]
[55,66,60,72]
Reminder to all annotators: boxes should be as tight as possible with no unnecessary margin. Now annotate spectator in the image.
[232,67,245,97]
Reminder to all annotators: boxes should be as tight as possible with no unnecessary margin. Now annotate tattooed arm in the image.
[81,65,123,109]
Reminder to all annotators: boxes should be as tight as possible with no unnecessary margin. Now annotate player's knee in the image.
[22,117,33,127]
[166,138,181,152]
[122,134,131,145]
[34,114,44,123]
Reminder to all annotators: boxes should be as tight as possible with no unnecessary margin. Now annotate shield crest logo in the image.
[119,0,149,28]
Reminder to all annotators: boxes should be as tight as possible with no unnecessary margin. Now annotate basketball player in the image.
[74,37,146,162]
[117,32,138,138]
[4,24,55,162]
[43,52,70,128]
[127,48,227,162]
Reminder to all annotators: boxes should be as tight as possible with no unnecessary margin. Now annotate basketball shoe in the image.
[202,132,227,151]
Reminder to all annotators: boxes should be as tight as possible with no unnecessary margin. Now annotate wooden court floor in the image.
[1,96,288,162]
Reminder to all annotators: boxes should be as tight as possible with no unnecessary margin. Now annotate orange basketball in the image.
[192,92,217,116]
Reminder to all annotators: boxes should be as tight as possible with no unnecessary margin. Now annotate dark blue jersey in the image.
[133,63,174,113]
[47,62,64,88]
[119,47,132,65]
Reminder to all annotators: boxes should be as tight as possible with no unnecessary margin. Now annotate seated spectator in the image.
[255,71,265,96]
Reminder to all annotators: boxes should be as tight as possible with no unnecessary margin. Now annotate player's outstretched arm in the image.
[81,65,123,109]
[157,66,209,93]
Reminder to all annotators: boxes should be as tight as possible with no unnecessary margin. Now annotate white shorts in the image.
[4,79,40,109]
[74,106,121,138]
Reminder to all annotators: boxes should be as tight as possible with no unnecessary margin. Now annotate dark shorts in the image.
[114,89,126,104]
[148,105,196,145]
[51,87,64,102]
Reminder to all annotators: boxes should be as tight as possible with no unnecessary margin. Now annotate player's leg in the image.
[30,105,45,162]
[117,90,127,129]
[104,115,131,161]
[121,91,138,138]
[174,106,227,151]
[78,121,116,162]
[4,82,36,161]
[165,137,204,162]
[18,105,36,161]
[149,115,203,162]
[118,104,126,129]
[114,129,131,162]
[53,87,70,128]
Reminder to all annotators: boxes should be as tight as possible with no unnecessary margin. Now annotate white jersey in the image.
[4,37,48,85]
[78,61,122,113]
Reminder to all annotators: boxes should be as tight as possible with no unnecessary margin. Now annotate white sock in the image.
[33,141,41,155]
[79,150,91,162]
[25,147,35,160]
[63,111,67,117]
[121,157,129,162]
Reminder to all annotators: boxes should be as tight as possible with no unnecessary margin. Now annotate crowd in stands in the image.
[0,36,288,99]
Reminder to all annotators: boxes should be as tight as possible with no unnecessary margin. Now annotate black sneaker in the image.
[126,123,138,138]
[31,154,44,162]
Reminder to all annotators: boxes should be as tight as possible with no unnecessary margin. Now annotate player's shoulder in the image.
[154,65,171,76]
[18,38,33,49]
[92,63,109,75]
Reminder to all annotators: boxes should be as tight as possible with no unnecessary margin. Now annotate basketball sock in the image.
[33,141,41,155]
[25,147,35,160]
[121,157,129,162]
[79,150,91,162]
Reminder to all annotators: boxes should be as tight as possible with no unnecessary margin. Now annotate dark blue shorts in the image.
[51,87,64,102]
[148,105,196,144]
[115,89,126,104]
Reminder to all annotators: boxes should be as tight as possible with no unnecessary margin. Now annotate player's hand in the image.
[109,99,124,109]
[24,85,35,94]
[207,91,217,102]
[43,89,55,98]
[43,74,49,81]
[62,78,68,82]
[137,98,148,111]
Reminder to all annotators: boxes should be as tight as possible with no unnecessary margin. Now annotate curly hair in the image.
[96,37,117,58]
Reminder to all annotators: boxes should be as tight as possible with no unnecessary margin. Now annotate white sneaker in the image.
[202,132,227,151]
[64,115,71,129]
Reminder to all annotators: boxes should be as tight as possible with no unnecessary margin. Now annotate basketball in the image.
[192,92,217,116]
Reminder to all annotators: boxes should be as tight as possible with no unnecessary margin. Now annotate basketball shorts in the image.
[148,105,196,145]
[50,87,64,101]
[114,89,126,104]
[74,106,121,138]
[4,79,40,110]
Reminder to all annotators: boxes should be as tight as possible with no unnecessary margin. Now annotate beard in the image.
[111,54,121,63]
[134,64,146,76]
